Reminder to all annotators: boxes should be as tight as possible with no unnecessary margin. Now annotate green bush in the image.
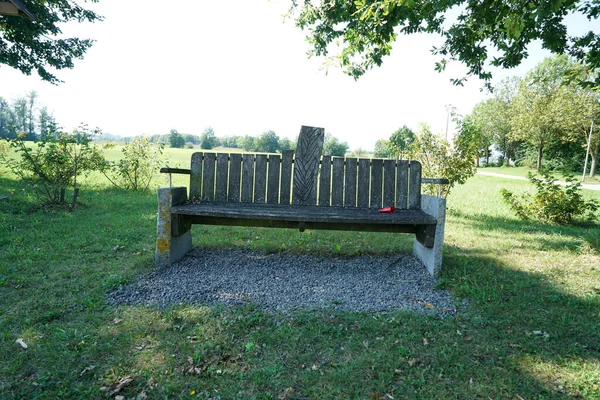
[0,125,104,206]
[500,171,598,224]
[102,137,164,191]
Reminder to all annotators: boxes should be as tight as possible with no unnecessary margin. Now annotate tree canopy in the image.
[0,0,102,84]
[289,0,600,88]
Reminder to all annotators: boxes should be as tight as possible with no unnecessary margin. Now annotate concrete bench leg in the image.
[413,195,446,278]
[156,187,192,267]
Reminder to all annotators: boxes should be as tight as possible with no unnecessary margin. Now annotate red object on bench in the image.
[378,206,396,213]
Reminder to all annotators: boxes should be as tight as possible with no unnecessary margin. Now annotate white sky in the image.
[1,0,598,150]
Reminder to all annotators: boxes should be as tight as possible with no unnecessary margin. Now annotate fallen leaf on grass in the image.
[278,387,295,399]
[15,338,28,349]
[113,318,123,325]
[100,376,134,396]
[423,338,429,346]
[80,365,95,376]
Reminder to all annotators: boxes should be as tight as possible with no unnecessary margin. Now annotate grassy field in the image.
[1,147,600,399]
[479,165,600,184]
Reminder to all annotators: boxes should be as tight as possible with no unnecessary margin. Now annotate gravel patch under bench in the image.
[109,249,458,315]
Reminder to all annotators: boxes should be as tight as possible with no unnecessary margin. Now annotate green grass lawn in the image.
[1,153,600,399]
[479,165,600,184]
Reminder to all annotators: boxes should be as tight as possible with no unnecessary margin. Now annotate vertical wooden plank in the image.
[318,156,331,206]
[267,154,281,204]
[280,150,293,205]
[189,152,203,199]
[215,153,229,202]
[293,126,325,205]
[396,160,409,209]
[357,158,370,208]
[344,157,357,207]
[228,153,241,202]
[370,158,383,209]
[202,153,215,201]
[254,154,268,203]
[241,154,254,203]
[383,159,395,207]
[409,160,422,210]
[331,157,344,207]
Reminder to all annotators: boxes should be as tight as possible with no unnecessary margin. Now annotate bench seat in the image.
[171,202,437,247]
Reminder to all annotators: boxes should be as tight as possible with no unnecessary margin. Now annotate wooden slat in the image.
[396,160,409,209]
[357,158,370,208]
[292,126,325,205]
[254,154,268,203]
[280,150,294,205]
[370,158,383,209]
[228,153,242,202]
[318,156,331,206]
[190,152,203,199]
[172,202,437,226]
[408,160,422,210]
[267,154,281,204]
[344,157,357,207]
[215,153,229,202]
[331,157,344,207]
[241,154,254,203]
[202,153,215,201]
[383,159,396,207]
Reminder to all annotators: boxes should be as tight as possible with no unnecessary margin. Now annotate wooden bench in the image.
[156,126,448,277]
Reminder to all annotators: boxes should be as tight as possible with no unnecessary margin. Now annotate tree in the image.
[38,107,56,142]
[0,97,14,139]
[0,1,102,84]
[256,130,280,153]
[200,127,217,150]
[279,137,295,152]
[373,139,393,158]
[322,134,348,156]
[388,125,415,159]
[239,135,257,152]
[289,0,600,88]
[471,77,521,166]
[510,56,578,169]
[169,129,185,148]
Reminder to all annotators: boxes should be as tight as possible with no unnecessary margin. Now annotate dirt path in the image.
[477,171,600,192]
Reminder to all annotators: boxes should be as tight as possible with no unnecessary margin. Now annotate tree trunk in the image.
[475,157,480,167]
[536,141,544,170]
[485,147,490,165]
[590,142,598,178]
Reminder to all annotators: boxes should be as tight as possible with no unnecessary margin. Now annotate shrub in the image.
[102,137,164,191]
[0,125,105,206]
[409,123,477,197]
[500,171,598,224]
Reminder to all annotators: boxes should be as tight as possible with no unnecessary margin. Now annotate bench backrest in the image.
[189,126,422,210]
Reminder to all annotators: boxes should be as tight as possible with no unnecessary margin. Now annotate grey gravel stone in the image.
[109,249,458,315]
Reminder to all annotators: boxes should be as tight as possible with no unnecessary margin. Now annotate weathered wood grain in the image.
[202,153,216,201]
[241,154,254,203]
[254,154,268,203]
[396,160,409,209]
[190,152,203,199]
[318,155,332,206]
[409,160,422,210]
[280,150,294,205]
[215,153,229,202]
[370,158,383,209]
[357,158,370,208]
[344,158,357,207]
[383,159,395,207]
[267,154,281,204]
[331,157,344,207]
[293,126,324,205]
[228,153,242,202]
